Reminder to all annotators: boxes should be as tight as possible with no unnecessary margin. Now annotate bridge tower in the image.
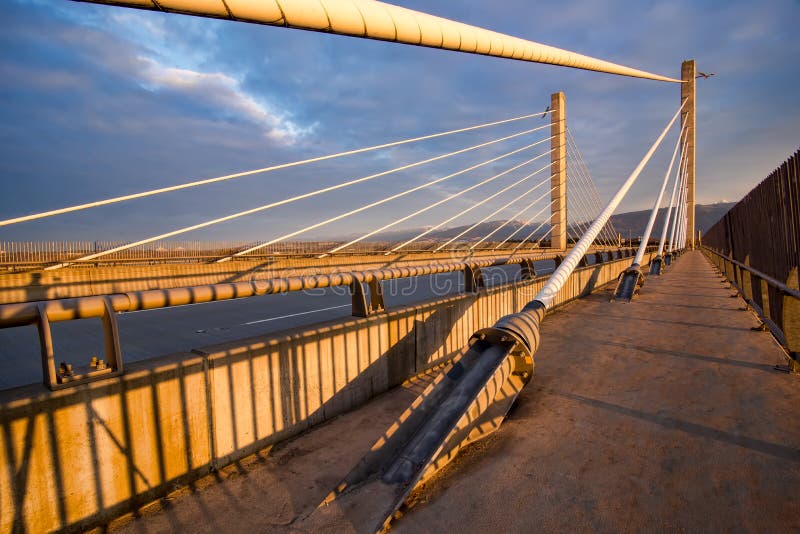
[681,60,696,249]
[550,91,567,250]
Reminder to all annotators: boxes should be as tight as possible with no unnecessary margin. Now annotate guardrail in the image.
[702,148,799,294]
[0,239,581,270]
[703,246,799,372]
[0,247,641,390]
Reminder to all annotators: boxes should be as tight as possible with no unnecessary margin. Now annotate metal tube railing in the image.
[0,252,550,326]
[0,246,637,389]
[703,247,799,371]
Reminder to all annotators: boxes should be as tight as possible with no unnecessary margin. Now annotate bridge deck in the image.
[109,251,800,533]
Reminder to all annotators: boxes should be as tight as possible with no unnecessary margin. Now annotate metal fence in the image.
[703,147,800,292]
[0,239,563,268]
[703,147,799,368]
[703,247,799,369]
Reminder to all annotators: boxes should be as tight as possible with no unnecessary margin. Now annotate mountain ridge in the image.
[337,202,735,243]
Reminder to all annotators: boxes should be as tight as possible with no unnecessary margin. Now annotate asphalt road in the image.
[0,263,554,390]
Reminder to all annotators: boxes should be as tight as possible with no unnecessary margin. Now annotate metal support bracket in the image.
[36,297,123,390]
[464,265,485,293]
[350,279,386,317]
[520,259,537,280]
[649,256,663,275]
[612,265,645,302]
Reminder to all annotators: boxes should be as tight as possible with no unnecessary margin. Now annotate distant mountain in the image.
[608,202,735,240]
[353,202,735,244]
[360,220,553,244]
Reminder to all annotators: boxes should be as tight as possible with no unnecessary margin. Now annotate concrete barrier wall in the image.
[0,247,572,304]
[0,253,651,533]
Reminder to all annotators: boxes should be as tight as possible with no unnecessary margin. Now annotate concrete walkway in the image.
[108,251,800,533]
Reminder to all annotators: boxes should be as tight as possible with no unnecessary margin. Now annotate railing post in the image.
[550,91,567,250]
[350,278,386,317]
[681,59,696,249]
[741,259,754,301]
[783,277,800,370]
[464,265,485,293]
[760,278,771,320]
[520,259,536,280]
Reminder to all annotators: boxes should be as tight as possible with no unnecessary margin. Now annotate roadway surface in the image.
[106,250,800,533]
[0,263,551,389]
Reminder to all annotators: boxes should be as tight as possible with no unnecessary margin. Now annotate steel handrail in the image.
[703,247,800,300]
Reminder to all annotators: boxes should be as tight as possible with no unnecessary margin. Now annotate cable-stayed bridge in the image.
[0,1,798,533]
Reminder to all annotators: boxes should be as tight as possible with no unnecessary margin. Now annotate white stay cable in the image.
[325,148,554,256]
[509,209,558,253]
[566,129,618,244]
[533,100,686,309]
[565,164,598,243]
[679,205,685,249]
[45,125,549,270]
[568,158,604,245]
[680,180,689,248]
[75,0,681,82]
[388,161,553,253]
[657,137,688,256]
[668,148,689,253]
[471,187,555,249]
[491,196,557,249]
[222,140,555,261]
[667,159,684,253]
[565,136,606,244]
[0,112,551,228]
[434,173,553,251]
[573,162,614,246]
[566,136,615,246]
[632,124,686,266]
[515,225,555,255]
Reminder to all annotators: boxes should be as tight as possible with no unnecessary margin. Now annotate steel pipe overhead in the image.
[74,0,681,83]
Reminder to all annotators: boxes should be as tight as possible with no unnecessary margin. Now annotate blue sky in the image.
[0,0,798,242]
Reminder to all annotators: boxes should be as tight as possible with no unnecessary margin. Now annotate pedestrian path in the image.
[110,251,800,533]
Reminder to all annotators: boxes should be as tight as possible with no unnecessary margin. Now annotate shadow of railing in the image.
[0,289,476,533]
[0,253,645,533]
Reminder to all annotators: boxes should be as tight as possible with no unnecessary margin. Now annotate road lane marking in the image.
[241,304,351,326]
[122,300,239,314]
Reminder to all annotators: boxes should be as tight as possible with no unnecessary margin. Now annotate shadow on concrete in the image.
[0,294,472,533]
[0,253,642,533]
[571,336,777,373]
[565,309,754,333]
[549,389,800,463]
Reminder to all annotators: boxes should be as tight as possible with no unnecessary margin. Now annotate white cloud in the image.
[137,56,315,144]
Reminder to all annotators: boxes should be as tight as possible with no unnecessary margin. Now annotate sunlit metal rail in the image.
[703,247,800,370]
[0,245,642,388]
